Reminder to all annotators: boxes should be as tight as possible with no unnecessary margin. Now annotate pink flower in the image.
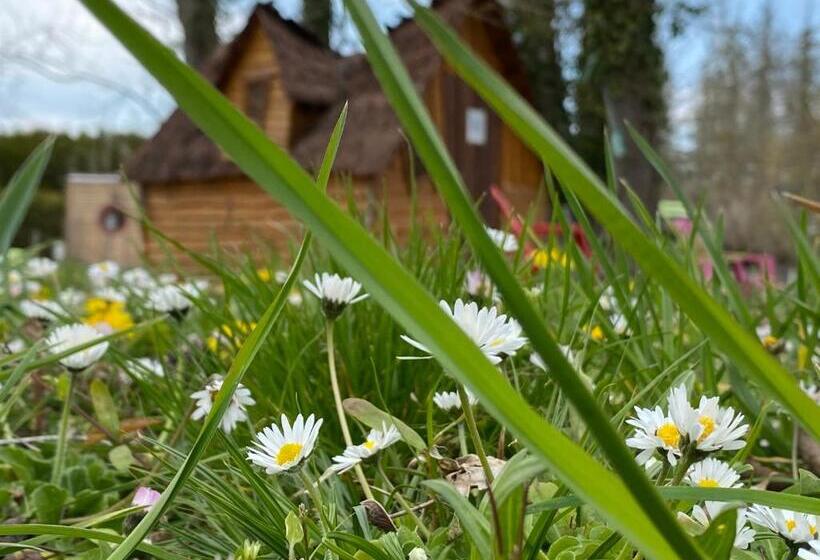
[131,486,161,511]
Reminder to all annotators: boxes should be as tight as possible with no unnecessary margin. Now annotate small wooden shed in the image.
[64,173,143,265]
[126,0,544,262]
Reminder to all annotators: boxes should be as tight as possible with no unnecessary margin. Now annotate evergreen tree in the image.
[302,0,333,47]
[507,0,571,140]
[575,0,667,214]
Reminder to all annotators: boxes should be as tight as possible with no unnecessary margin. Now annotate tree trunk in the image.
[176,0,219,69]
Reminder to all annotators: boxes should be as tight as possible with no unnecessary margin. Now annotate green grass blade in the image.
[0,137,54,253]
[410,3,820,439]
[0,524,184,560]
[424,479,491,557]
[528,486,820,515]
[343,1,700,557]
[76,2,690,557]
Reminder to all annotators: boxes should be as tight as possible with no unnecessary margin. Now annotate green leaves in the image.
[407,1,820,440]
[0,136,53,253]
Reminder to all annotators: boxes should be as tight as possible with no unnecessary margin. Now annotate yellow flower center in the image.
[698,415,716,442]
[698,478,719,488]
[276,443,303,466]
[363,440,377,451]
[656,422,681,448]
[786,519,796,532]
[762,335,779,349]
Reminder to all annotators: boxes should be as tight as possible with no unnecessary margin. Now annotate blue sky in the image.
[0,0,816,139]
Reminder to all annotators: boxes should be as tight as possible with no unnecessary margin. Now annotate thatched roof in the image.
[127,0,520,184]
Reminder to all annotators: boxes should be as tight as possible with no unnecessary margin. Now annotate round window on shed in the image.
[99,206,126,233]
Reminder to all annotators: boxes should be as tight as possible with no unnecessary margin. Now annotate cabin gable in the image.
[222,18,292,146]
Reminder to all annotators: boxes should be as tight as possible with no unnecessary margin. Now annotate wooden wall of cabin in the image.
[424,13,545,222]
[223,19,291,146]
[142,173,447,266]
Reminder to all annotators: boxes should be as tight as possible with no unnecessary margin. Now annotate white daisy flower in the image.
[529,344,580,372]
[690,394,749,453]
[626,404,682,465]
[610,313,631,336]
[2,270,25,298]
[799,540,820,560]
[685,458,741,489]
[401,299,526,364]
[129,357,165,378]
[484,226,519,252]
[190,376,255,433]
[247,413,323,474]
[747,506,818,544]
[433,389,477,411]
[801,381,820,405]
[598,286,618,312]
[45,323,109,371]
[2,338,26,354]
[274,270,289,284]
[688,502,756,550]
[20,299,62,322]
[302,272,368,319]
[147,284,193,316]
[330,423,402,474]
[122,268,156,291]
[88,260,120,287]
[158,273,177,285]
[408,548,428,560]
[25,257,57,278]
[627,385,748,465]
[58,288,86,307]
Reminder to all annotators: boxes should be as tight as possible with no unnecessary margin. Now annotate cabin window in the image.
[245,75,271,128]
[465,107,488,146]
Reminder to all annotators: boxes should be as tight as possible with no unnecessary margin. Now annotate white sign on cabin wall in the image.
[465,107,488,146]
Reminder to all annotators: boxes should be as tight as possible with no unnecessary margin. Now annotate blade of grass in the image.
[0,137,54,253]
[528,486,820,515]
[344,1,701,557]
[77,3,690,558]
[0,525,184,560]
[410,3,820,440]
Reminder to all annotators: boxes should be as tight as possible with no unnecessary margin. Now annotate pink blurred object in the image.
[132,486,161,511]
[700,253,777,290]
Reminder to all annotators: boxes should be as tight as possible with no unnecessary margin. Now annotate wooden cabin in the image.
[126,0,544,262]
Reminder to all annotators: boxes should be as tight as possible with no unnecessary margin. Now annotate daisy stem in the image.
[298,469,330,533]
[51,371,75,485]
[458,385,503,555]
[655,462,671,486]
[457,422,468,457]
[458,385,494,485]
[325,320,374,501]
